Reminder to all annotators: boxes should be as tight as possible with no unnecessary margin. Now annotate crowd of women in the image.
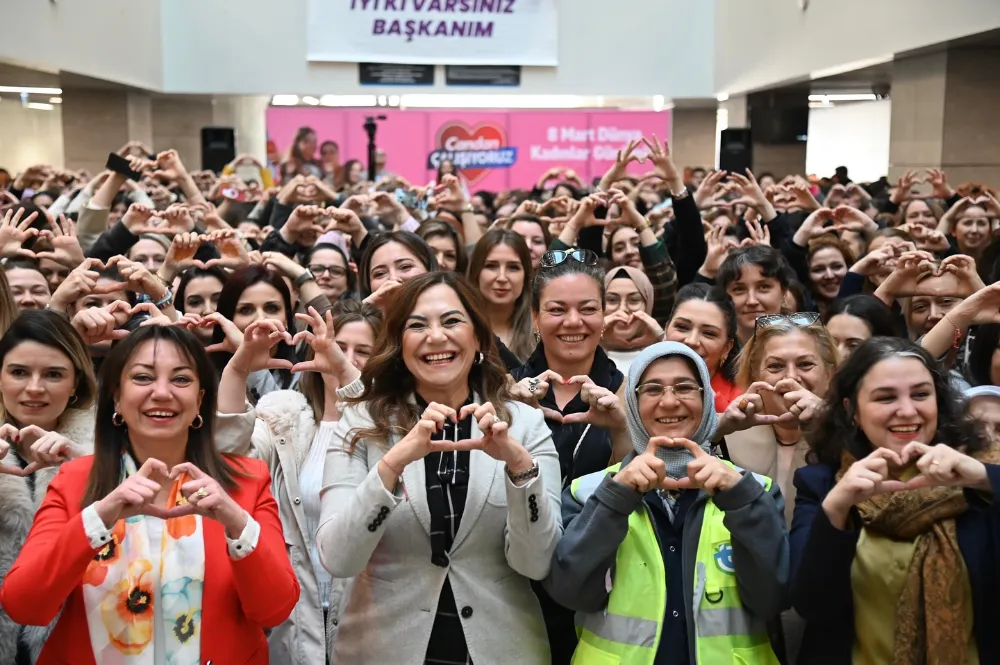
[0,130,999,665]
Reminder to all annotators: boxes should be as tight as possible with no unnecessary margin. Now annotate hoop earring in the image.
[474,351,484,365]
[533,330,541,343]
[190,414,204,430]
[68,394,78,405]
[112,412,125,427]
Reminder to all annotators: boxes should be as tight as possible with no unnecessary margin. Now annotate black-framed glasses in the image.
[539,248,599,269]
[308,264,348,278]
[754,312,821,331]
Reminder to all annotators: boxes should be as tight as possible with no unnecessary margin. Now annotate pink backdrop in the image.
[266,107,672,191]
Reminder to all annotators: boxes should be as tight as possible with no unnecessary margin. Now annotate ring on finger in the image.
[738,398,749,411]
[196,487,208,499]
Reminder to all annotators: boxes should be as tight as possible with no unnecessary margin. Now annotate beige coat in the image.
[316,392,563,665]
[724,425,809,527]
[216,391,332,665]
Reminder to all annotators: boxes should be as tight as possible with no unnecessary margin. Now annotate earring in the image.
[190,414,204,430]
[533,330,541,342]
[112,412,125,427]
[68,394,78,405]
[474,351,484,365]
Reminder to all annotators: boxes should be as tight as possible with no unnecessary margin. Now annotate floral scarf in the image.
[82,455,204,665]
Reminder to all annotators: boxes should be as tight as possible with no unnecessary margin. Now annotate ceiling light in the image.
[808,101,831,109]
[0,86,62,95]
[271,95,300,106]
[49,96,62,104]
[653,95,665,112]
[808,93,877,102]
[716,93,730,102]
[301,96,319,106]
[319,95,377,107]
[388,95,400,107]
[399,94,594,109]
[26,102,54,111]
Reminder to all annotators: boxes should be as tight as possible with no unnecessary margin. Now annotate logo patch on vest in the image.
[714,543,735,574]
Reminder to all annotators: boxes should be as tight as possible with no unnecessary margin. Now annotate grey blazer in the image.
[316,397,563,665]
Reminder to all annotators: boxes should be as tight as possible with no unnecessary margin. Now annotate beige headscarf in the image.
[604,266,654,315]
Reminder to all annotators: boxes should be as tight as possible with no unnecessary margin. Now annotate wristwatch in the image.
[293,270,316,288]
[507,457,539,483]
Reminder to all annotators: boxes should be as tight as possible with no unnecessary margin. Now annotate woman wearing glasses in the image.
[543,341,788,665]
[601,267,666,376]
[716,312,838,526]
[510,248,633,664]
[305,243,355,302]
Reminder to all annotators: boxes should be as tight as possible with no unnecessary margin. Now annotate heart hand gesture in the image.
[94,458,173,527]
[655,437,742,493]
[772,378,823,424]
[717,382,797,437]
[291,306,361,386]
[225,318,293,374]
[900,442,990,492]
[561,376,627,429]
[0,206,39,259]
[169,462,248,537]
[510,370,565,422]
[822,448,912,527]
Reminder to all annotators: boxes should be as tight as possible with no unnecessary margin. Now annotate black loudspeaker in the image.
[201,127,236,173]
[719,128,753,174]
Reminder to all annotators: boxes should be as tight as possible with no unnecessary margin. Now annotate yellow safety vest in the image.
[568,462,781,665]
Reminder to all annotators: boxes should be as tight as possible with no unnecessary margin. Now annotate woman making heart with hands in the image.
[1,323,298,665]
[790,337,1000,665]
[719,312,838,526]
[316,272,561,665]
[543,341,787,665]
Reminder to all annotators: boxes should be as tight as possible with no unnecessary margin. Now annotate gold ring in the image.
[738,399,749,411]
[931,461,940,467]
[196,487,208,499]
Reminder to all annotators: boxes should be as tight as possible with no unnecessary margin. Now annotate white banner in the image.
[307,0,558,66]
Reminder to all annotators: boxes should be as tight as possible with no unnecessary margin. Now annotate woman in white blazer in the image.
[316,272,563,665]
[215,300,383,665]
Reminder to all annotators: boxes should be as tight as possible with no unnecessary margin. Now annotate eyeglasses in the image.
[754,312,820,331]
[539,248,599,269]
[635,382,704,401]
[308,265,348,278]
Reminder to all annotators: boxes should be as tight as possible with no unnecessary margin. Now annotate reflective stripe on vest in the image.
[569,462,779,665]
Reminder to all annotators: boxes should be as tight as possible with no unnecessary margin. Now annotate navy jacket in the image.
[789,462,1000,665]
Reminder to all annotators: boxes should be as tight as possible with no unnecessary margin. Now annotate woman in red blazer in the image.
[1,324,299,665]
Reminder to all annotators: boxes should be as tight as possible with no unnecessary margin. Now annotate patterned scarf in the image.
[838,447,1000,665]
[82,454,205,665]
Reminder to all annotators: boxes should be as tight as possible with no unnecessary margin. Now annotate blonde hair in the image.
[735,320,839,389]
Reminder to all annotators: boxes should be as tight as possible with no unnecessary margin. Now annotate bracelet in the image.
[154,288,173,309]
[942,313,963,350]
[380,457,403,478]
[293,269,316,289]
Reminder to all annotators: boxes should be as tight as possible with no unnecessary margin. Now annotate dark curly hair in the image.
[807,336,986,468]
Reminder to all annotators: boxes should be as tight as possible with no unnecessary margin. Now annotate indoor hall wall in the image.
[0,0,163,91]
[715,0,1000,96]
[159,0,716,97]
[806,100,891,183]
[670,108,717,172]
[0,104,64,174]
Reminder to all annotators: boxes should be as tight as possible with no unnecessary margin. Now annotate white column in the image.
[211,95,269,161]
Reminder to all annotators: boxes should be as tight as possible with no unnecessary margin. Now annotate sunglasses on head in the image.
[754,312,821,331]
[539,248,599,269]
